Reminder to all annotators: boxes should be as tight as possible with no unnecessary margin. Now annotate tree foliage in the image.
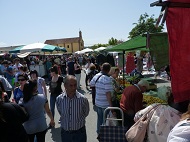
[108,37,118,45]
[128,13,164,39]
[90,43,108,50]
[90,37,124,50]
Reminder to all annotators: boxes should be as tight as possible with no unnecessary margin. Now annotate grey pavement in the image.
[45,70,98,142]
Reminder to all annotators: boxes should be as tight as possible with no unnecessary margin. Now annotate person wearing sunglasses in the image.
[13,74,28,103]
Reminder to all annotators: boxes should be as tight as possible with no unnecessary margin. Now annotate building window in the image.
[81,43,83,46]
[67,45,69,48]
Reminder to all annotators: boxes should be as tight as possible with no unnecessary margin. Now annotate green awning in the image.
[106,35,146,51]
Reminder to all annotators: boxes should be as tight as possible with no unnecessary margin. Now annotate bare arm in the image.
[44,102,55,127]
[106,92,113,107]
[42,80,47,97]
[106,92,116,115]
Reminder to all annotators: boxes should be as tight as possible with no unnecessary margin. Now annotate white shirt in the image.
[90,72,113,108]
[167,119,190,142]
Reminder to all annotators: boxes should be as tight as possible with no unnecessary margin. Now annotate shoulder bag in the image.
[125,104,160,142]
[91,74,103,105]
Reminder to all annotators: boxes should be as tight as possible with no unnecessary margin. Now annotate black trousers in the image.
[85,74,89,86]
[28,129,47,142]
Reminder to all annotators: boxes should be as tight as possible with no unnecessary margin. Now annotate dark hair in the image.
[18,74,29,81]
[22,66,28,72]
[0,81,5,92]
[19,66,28,72]
[50,65,58,74]
[102,62,111,73]
[2,60,8,65]
[168,94,190,113]
[23,80,37,103]
[30,70,38,77]
[89,64,96,70]
[14,58,20,62]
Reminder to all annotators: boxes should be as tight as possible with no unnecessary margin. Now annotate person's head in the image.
[23,80,37,103]
[50,65,58,76]
[8,61,12,66]
[22,66,28,72]
[87,58,91,63]
[75,59,79,63]
[30,70,38,79]
[109,67,120,79]
[2,60,8,67]
[14,58,20,64]
[19,66,24,72]
[89,64,96,71]
[137,79,149,92]
[64,75,77,98]
[17,74,28,86]
[102,62,111,74]
[68,57,72,61]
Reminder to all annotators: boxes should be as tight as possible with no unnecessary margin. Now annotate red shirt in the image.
[120,85,143,115]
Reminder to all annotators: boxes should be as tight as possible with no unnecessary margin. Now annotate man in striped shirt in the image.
[90,63,114,135]
[56,75,90,142]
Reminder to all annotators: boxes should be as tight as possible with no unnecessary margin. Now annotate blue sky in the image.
[0,0,163,47]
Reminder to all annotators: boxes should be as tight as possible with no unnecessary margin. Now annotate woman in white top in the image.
[167,104,190,142]
[85,58,93,87]
[29,70,47,97]
[74,60,82,89]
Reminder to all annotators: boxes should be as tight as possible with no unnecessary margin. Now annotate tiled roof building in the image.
[45,31,84,53]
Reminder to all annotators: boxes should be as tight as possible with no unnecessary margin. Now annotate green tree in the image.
[90,43,108,50]
[108,37,118,45]
[129,13,164,38]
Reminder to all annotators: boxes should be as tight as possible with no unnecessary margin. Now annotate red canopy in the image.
[166,0,190,102]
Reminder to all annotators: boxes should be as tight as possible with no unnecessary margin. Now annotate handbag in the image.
[125,104,160,142]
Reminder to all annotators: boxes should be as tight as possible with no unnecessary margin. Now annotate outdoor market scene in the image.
[1,0,190,142]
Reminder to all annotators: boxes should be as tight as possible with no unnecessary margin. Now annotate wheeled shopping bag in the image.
[99,107,128,142]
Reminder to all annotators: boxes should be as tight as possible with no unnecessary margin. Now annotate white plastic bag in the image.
[105,111,118,126]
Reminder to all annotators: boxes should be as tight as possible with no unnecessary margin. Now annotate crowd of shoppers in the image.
[0,52,189,142]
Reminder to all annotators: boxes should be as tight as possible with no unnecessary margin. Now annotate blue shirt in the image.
[5,66,14,79]
[20,94,48,134]
[14,87,23,103]
[90,72,113,108]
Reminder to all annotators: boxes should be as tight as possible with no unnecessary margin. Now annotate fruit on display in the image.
[117,78,131,87]
[143,95,167,106]
[116,94,167,106]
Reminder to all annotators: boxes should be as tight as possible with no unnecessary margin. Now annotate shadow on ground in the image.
[49,127,61,142]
